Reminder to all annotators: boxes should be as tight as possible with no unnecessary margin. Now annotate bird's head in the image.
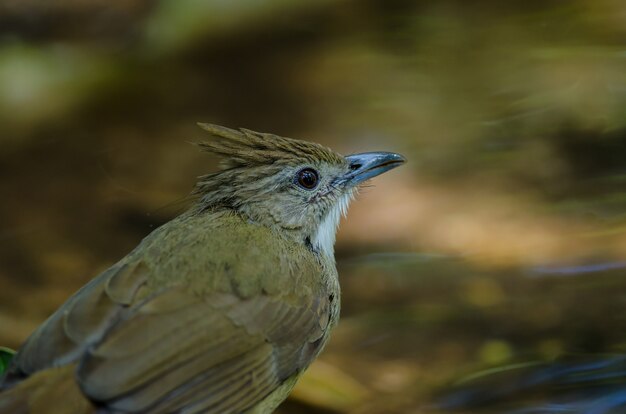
[194,123,405,257]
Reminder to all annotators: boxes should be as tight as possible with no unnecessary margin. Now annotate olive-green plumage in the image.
[0,124,404,413]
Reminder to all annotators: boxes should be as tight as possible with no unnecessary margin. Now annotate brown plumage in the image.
[0,124,404,413]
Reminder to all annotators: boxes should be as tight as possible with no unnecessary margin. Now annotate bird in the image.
[0,123,406,414]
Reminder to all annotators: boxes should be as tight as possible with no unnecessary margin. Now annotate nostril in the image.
[350,163,362,171]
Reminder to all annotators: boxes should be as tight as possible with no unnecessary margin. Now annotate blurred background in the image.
[0,0,625,412]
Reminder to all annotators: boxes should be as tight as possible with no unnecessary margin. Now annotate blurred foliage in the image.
[0,347,15,376]
[0,0,624,412]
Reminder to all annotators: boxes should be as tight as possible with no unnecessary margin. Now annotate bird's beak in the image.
[343,152,406,186]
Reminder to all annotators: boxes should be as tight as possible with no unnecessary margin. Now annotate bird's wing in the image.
[4,261,144,381]
[7,258,331,414]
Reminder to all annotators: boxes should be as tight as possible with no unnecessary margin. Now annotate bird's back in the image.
[1,209,340,413]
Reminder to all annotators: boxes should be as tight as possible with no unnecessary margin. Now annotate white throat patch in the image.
[312,192,354,258]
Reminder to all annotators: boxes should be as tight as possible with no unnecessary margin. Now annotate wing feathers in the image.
[8,253,332,414]
[103,261,149,306]
[74,286,329,412]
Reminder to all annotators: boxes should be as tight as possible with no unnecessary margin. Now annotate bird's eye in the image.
[295,168,319,190]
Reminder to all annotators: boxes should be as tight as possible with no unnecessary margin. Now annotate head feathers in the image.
[193,123,344,209]
[196,123,343,168]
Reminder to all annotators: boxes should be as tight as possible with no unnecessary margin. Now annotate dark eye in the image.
[295,168,319,190]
